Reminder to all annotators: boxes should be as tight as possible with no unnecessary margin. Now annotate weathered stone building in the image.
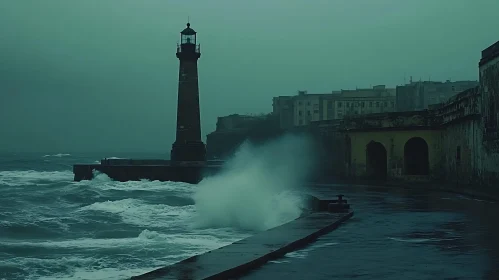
[341,111,441,181]
[205,114,283,160]
[341,40,499,191]
[479,41,499,187]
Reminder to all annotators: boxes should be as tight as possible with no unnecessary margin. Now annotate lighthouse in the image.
[170,23,206,163]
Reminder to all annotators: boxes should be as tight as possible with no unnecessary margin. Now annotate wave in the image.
[0,170,74,187]
[0,229,232,250]
[42,153,71,158]
[74,172,195,193]
[0,255,165,280]
[77,198,196,228]
[194,134,316,231]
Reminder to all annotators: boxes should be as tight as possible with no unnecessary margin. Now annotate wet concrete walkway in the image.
[241,184,499,279]
[131,211,353,280]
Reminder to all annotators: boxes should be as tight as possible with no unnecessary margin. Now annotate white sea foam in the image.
[285,242,339,259]
[0,229,232,250]
[42,153,72,158]
[74,171,195,194]
[194,134,317,231]
[78,198,196,228]
[2,255,164,280]
[0,170,74,187]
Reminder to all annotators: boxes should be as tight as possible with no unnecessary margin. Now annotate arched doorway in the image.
[404,137,429,175]
[366,141,387,180]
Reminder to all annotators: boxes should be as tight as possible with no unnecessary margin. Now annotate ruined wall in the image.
[308,120,345,178]
[435,87,482,186]
[479,41,499,189]
[440,119,482,185]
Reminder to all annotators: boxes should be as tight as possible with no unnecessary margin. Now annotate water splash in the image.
[193,134,317,231]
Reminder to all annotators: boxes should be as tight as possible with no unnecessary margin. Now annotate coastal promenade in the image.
[242,184,499,279]
[130,183,499,279]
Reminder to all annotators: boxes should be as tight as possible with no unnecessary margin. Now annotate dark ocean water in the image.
[2,151,499,280]
[0,153,254,279]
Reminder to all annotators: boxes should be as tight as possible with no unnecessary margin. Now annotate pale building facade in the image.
[273,86,396,128]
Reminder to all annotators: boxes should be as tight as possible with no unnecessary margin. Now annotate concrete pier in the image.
[130,210,353,280]
[73,159,224,183]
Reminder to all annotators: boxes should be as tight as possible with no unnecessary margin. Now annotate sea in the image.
[0,147,310,280]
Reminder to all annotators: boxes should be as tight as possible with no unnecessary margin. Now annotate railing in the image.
[176,43,201,54]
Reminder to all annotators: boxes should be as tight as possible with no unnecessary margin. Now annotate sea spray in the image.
[193,134,317,231]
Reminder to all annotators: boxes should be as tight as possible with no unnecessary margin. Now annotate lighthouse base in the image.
[171,140,207,163]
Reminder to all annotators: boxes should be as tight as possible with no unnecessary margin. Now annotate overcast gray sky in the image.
[1,0,498,153]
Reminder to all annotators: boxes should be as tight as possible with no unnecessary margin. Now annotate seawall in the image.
[73,162,223,184]
[130,211,354,280]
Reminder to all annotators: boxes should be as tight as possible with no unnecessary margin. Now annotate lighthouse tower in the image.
[170,23,206,163]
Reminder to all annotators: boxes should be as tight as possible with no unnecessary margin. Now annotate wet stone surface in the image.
[241,184,499,280]
[131,211,352,280]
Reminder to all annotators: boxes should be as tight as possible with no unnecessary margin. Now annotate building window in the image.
[298,101,302,105]
[314,110,319,114]
[307,111,311,116]
[346,102,350,107]
[307,102,311,106]
[338,102,342,108]
[391,102,394,107]
[369,102,373,107]
[298,111,302,116]
[361,102,365,108]
[456,146,461,161]
[327,101,333,109]
[384,102,387,107]
[376,102,380,107]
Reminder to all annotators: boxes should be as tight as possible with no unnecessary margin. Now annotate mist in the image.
[1,0,498,153]
[193,134,317,231]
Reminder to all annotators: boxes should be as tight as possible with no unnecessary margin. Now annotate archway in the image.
[404,137,429,175]
[366,141,387,180]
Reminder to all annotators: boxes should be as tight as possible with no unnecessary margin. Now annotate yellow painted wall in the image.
[346,129,442,179]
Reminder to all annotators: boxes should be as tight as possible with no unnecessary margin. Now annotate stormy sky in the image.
[1,0,498,154]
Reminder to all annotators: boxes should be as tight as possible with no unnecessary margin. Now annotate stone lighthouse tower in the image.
[170,23,206,163]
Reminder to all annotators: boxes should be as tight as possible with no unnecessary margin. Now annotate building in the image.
[272,95,295,130]
[206,114,283,160]
[272,86,396,129]
[480,40,499,139]
[339,40,499,190]
[170,22,206,162]
[215,114,267,131]
[327,85,396,120]
[396,79,478,112]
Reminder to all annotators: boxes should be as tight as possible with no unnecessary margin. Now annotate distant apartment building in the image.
[396,79,478,112]
[273,85,396,128]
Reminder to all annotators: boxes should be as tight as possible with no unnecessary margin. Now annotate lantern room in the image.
[180,23,196,45]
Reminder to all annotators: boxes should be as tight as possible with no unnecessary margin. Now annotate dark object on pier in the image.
[302,194,351,213]
[327,194,351,213]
